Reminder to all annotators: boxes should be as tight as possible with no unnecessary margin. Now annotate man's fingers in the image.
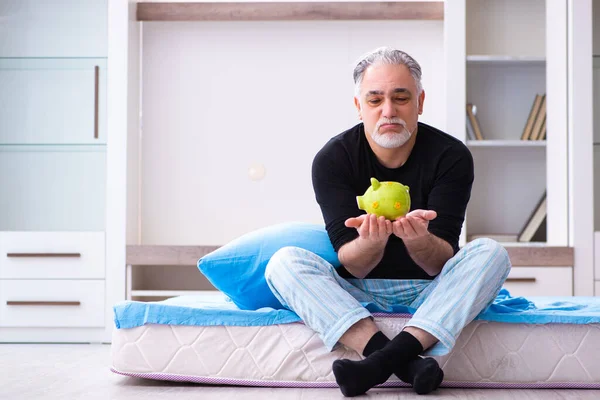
[402,218,418,236]
[345,218,361,228]
[369,214,378,237]
[359,214,370,236]
[385,219,393,235]
[406,209,437,220]
[392,219,405,237]
[377,216,388,237]
[345,214,367,228]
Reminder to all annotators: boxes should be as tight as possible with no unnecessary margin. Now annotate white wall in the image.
[140,20,445,245]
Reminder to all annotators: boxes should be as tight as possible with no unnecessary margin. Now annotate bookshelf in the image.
[464,0,552,244]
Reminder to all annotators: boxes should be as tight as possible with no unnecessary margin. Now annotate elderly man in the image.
[265,47,511,397]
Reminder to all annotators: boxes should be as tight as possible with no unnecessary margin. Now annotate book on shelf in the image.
[529,94,546,140]
[517,192,547,242]
[521,93,546,141]
[466,104,484,140]
[466,111,476,140]
[538,117,547,140]
[468,193,547,244]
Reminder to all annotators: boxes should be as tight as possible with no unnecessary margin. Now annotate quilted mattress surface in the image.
[111,314,600,388]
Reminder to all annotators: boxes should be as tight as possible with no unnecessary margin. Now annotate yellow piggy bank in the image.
[356,177,411,220]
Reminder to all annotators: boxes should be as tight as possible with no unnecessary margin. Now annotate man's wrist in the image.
[356,235,388,253]
[403,231,432,250]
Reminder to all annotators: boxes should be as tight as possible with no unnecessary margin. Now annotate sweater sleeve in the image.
[311,143,362,252]
[426,144,474,254]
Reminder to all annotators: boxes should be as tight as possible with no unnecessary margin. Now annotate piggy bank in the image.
[356,177,411,220]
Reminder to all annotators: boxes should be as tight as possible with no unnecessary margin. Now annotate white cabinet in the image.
[594,57,600,232]
[0,147,106,231]
[0,0,121,343]
[595,232,600,282]
[503,267,573,297]
[0,0,107,58]
[0,280,105,328]
[0,232,105,279]
[0,59,107,144]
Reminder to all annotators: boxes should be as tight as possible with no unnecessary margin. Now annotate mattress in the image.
[111,294,600,389]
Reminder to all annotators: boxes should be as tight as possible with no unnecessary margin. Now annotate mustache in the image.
[374,118,407,132]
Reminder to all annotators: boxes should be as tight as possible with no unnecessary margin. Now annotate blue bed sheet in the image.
[112,289,600,330]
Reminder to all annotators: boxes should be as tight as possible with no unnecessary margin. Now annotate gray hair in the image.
[353,47,423,98]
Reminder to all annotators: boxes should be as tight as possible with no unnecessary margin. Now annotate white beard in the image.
[371,118,413,149]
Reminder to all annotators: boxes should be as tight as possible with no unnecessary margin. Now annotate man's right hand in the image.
[339,214,391,278]
[345,214,393,245]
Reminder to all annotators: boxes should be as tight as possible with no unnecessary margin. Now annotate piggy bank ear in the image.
[370,177,381,190]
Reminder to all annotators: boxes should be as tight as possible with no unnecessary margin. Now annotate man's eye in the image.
[395,98,408,102]
[368,99,381,104]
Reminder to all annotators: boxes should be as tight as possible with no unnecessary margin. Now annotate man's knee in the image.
[468,237,511,276]
[265,246,334,283]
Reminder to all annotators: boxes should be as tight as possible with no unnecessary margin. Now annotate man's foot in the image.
[396,357,444,395]
[332,350,392,397]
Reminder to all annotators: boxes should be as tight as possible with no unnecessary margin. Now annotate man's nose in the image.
[381,99,396,118]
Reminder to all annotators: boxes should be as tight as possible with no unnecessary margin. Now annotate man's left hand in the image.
[392,209,437,241]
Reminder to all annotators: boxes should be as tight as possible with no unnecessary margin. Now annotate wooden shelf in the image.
[126,244,573,268]
[131,290,218,297]
[467,55,545,65]
[136,1,444,21]
[126,245,219,266]
[467,140,546,148]
[502,246,573,267]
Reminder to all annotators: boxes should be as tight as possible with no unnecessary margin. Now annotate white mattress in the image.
[110,314,600,388]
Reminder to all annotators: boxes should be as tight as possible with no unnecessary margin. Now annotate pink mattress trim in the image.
[110,368,600,389]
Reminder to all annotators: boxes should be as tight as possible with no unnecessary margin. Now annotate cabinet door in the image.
[0,59,106,144]
[0,146,106,231]
[0,0,107,58]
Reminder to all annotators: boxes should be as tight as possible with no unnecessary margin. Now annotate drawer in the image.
[0,0,107,58]
[503,267,573,297]
[0,232,105,279]
[0,59,107,144]
[0,280,105,328]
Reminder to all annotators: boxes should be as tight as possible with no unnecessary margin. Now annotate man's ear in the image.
[354,97,362,120]
[418,90,425,115]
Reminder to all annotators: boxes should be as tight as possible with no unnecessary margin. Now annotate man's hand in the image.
[339,213,392,278]
[392,209,437,241]
[345,213,393,245]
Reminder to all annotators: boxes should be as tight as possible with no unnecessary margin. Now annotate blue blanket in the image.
[112,289,600,329]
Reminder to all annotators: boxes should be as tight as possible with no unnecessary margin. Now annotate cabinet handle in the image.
[6,301,81,306]
[506,277,537,283]
[94,65,99,139]
[7,253,81,258]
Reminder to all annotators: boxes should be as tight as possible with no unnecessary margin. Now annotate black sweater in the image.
[312,122,474,280]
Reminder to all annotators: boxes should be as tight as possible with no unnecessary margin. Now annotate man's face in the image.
[354,63,425,149]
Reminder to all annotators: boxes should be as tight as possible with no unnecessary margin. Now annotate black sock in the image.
[399,357,445,395]
[362,331,390,357]
[333,331,423,397]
